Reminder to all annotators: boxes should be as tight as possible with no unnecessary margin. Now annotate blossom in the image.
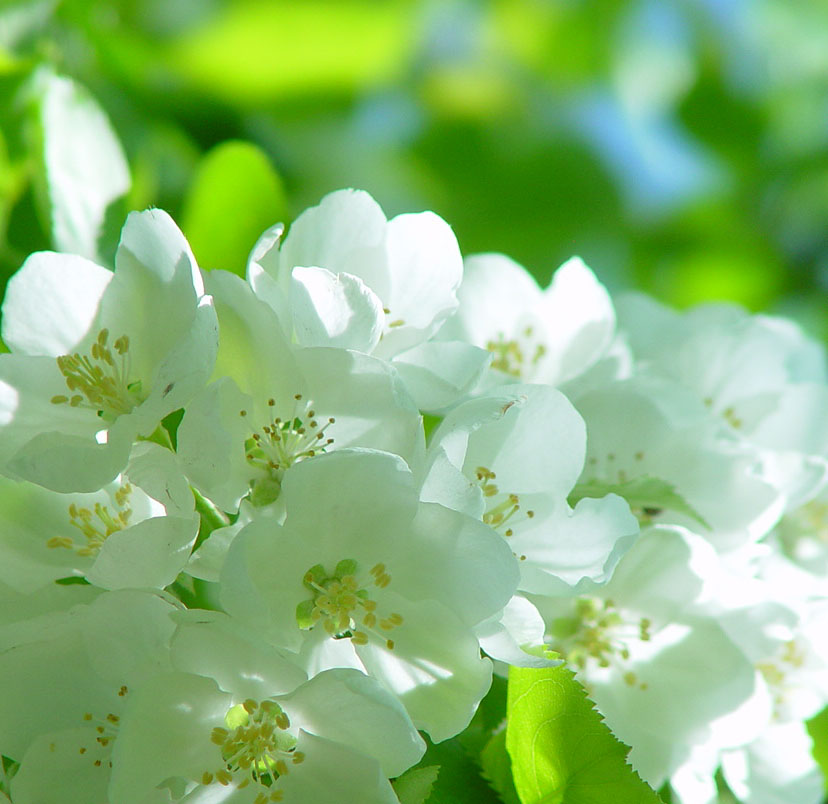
[220,448,520,741]
[0,209,218,492]
[437,252,617,388]
[247,189,491,410]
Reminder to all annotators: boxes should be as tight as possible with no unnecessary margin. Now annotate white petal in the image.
[279,668,424,778]
[279,730,400,804]
[11,727,113,804]
[279,189,390,299]
[539,256,616,384]
[376,210,462,355]
[291,266,384,351]
[1,252,112,356]
[170,612,306,700]
[391,340,491,412]
[86,514,198,590]
[440,253,543,348]
[476,596,560,668]
[108,672,230,804]
[355,594,493,742]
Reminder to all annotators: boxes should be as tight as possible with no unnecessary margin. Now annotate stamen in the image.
[549,597,651,690]
[203,699,298,799]
[242,394,336,506]
[51,328,142,419]
[47,484,133,557]
[296,559,403,648]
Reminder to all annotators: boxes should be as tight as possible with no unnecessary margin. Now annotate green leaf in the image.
[393,765,440,804]
[806,705,828,790]
[35,69,130,262]
[180,140,287,277]
[480,729,520,804]
[506,666,664,804]
[419,735,505,804]
[568,475,710,530]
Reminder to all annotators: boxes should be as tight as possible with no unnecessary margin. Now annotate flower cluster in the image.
[0,190,826,803]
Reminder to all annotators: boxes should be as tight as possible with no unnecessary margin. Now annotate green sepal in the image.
[303,563,327,592]
[569,475,710,530]
[335,558,358,577]
[295,598,316,630]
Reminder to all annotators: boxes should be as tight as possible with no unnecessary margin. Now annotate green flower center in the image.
[240,394,335,506]
[51,328,144,420]
[204,699,303,803]
[296,559,403,650]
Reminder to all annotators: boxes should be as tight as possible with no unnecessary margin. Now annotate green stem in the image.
[192,486,230,540]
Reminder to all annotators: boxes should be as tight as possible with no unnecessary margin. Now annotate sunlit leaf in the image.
[506,665,664,804]
[806,705,828,790]
[165,0,414,105]
[180,140,287,277]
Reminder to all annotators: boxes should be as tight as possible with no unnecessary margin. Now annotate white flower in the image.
[616,293,828,511]
[176,269,425,513]
[422,384,639,593]
[247,189,490,410]
[220,448,519,741]
[574,377,784,550]
[0,590,177,804]
[0,209,218,492]
[533,525,759,788]
[109,667,424,804]
[437,252,616,388]
[0,442,197,592]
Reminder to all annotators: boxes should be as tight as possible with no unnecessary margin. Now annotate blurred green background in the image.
[0,0,826,337]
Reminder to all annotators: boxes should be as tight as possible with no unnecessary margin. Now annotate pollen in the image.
[51,328,143,420]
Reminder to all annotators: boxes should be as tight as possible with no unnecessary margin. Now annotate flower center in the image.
[47,483,133,557]
[296,559,403,650]
[240,394,335,506]
[486,327,547,379]
[204,698,303,803]
[50,328,143,420]
[756,639,807,718]
[549,597,652,689]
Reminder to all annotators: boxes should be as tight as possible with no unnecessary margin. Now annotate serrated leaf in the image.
[36,70,130,262]
[568,475,710,530]
[181,140,287,277]
[480,729,520,804]
[506,666,664,804]
[393,765,440,804]
[419,735,505,804]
